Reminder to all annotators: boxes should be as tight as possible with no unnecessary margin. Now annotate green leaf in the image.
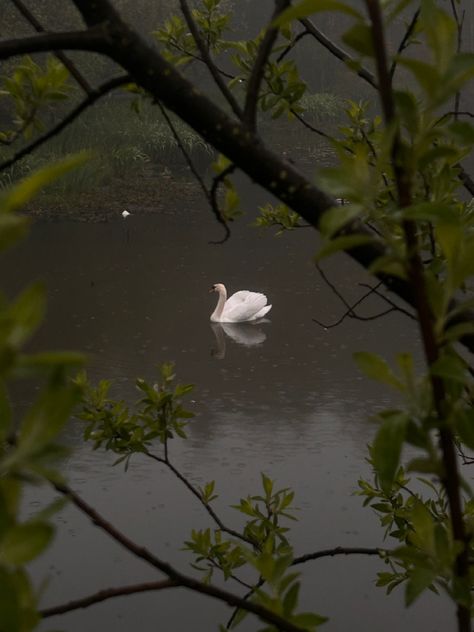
[7,283,45,348]
[0,522,54,564]
[405,566,436,606]
[353,352,403,389]
[372,412,407,494]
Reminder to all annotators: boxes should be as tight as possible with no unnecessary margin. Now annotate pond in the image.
[4,183,454,631]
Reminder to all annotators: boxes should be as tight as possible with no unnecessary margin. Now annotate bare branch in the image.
[299,17,377,89]
[154,100,230,243]
[276,26,310,63]
[290,109,335,142]
[178,0,242,119]
[293,546,384,565]
[10,0,93,94]
[145,450,254,547]
[244,0,291,130]
[389,8,420,79]
[209,163,235,244]
[0,26,109,61]
[0,75,130,173]
[40,580,178,617]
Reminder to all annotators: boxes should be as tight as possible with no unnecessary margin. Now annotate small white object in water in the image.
[122,209,131,218]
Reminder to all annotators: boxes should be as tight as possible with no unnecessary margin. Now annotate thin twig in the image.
[0,75,130,173]
[209,163,235,244]
[155,100,230,243]
[276,27,310,63]
[299,17,377,89]
[178,0,242,119]
[389,8,420,79]
[293,546,383,565]
[244,0,291,130]
[290,109,335,142]
[145,450,255,547]
[358,283,416,320]
[40,580,178,617]
[0,26,108,61]
[10,0,93,94]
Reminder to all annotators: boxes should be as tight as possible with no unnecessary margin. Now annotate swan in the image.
[210,283,272,323]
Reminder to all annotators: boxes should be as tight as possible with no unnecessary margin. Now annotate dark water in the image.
[4,198,454,631]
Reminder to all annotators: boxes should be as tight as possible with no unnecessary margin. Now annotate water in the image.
[3,200,454,631]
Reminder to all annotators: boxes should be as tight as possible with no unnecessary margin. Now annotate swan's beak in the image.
[209,286,215,293]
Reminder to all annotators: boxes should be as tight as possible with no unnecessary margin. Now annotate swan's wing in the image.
[252,304,272,320]
[222,291,268,322]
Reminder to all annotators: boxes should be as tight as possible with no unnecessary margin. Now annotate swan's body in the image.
[210,283,272,323]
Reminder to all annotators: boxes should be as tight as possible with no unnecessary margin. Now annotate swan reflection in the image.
[211,321,268,359]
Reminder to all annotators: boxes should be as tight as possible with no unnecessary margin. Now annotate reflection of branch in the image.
[40,580,178,617]
[299,18,377,89]
[244,0,290,130]
[178,0,242,119]
[0,75,130,173]
[389,8,420,79]
[10,0,93,94]
[51,481,307,632]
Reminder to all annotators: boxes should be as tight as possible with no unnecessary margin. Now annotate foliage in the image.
[0,56,70,144]
[0,158,86,632]
[1,0,474,630]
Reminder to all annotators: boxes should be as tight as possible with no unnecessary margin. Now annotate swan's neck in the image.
[210,286,227,322]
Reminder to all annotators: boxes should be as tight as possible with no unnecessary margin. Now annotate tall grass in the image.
[0,97,213,194]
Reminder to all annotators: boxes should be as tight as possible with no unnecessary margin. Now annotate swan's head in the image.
[210,283,226,294]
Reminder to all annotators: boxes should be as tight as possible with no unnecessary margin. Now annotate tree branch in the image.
[0,27,109,60]
[389,7,420,79]
[51,481,307,632]
[299,17,377,89]
[2,0,474,356]
[40,580,178,617]
[366,1,471,629]
[178,0,242,119]
[145,450,254,547]
[10,0,93,94]
[0,75,130,173]
[293,546,384,565]
[244,0,291,130]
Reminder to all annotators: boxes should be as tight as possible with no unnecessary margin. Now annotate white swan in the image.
[210,283,272,323]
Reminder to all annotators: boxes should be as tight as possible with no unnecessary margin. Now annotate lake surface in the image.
[4,185,455,631]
